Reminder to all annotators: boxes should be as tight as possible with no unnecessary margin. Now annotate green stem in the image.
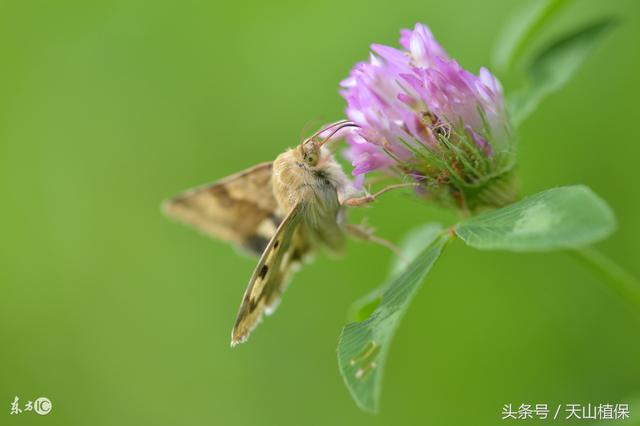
[570,247,640,311]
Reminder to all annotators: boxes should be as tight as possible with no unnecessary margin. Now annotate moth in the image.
[163,120,410,346]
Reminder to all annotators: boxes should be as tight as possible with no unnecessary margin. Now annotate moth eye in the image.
[305,152,318,166]
[274,240,280,249]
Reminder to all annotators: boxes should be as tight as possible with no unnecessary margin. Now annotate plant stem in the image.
[570,247,640,311]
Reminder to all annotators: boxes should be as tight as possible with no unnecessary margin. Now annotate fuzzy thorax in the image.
[272,144,351,252]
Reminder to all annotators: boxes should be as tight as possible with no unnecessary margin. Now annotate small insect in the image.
[163,120,415,346]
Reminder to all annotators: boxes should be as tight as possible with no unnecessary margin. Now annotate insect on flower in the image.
[340,23,518,211]
[163,121,417,346]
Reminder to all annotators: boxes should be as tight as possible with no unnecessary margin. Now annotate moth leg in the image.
[342,183,420,207]
[345,223,400,256]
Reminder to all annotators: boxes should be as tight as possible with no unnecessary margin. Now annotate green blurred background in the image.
[1,0,639,424]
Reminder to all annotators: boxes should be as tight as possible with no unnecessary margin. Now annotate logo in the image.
[33,398,52,416]
[9,396,52,416]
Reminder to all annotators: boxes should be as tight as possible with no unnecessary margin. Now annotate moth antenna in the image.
[299,119,324,143]
[297,121,360,165]
[300,120,360,146]
[317,121,360,146]
[305,119,350,141]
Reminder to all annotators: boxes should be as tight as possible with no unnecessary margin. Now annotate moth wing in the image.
[163,162,281,255]
[231,202,309,346]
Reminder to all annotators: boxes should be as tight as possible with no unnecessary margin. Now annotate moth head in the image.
[299,138,321,166]
[298,120,360,167]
